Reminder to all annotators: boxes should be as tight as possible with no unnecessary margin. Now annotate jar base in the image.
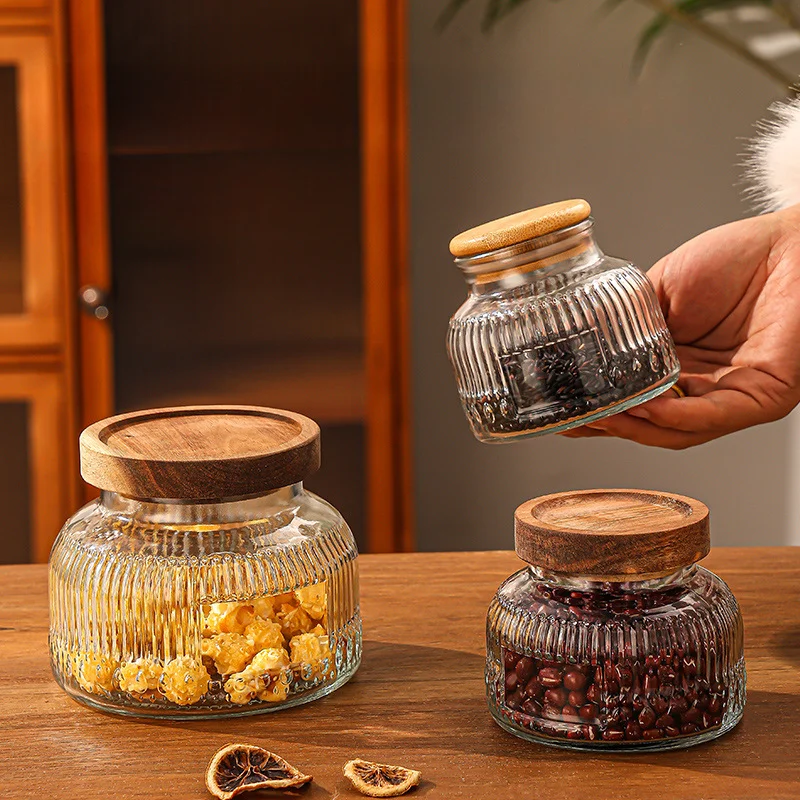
[489,704,744,752]
[473,369,679,443]
[58,655,361,721]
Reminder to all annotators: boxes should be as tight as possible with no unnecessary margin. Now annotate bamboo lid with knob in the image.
[449,199,591,259]
[80,405,321,500]
[514,489,710,579]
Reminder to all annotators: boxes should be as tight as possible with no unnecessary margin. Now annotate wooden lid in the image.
[449,199,591,258]
[80,406,320,500]
[514,489,710,578]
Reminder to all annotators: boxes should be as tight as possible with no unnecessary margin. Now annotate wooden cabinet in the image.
[0,2,78,564]
[60,0,412,556]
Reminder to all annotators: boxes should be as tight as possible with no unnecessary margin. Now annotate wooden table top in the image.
[2,549,799,800]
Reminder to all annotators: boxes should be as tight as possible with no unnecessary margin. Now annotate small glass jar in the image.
[49,406,361,718]
[486,489,745,751]
[447,200,680,441]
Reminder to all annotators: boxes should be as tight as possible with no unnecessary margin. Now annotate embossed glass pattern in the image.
[486,565,745,750]
[447,219,680,441]
[49,484,361,718]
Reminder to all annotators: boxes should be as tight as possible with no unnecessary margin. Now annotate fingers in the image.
[558,427,610,439]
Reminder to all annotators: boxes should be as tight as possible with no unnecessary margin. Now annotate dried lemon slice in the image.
[205,744,312,799]
[343,758,421,797]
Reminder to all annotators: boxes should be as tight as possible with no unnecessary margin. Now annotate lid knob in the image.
[514,489,710,579]
[449,199,591,258]
[80,405,321,500]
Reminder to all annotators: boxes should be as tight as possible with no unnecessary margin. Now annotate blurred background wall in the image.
[408,0,798,549]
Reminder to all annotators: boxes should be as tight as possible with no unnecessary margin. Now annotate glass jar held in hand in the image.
[446,200,680,441]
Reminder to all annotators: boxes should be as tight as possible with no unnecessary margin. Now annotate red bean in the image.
[561,704,579,721]
[652,696,669,716]
[538,667,562,688]
[586,683,601,704]
[602,726,625,741]
[707,695,723,715]
[681,723,699,735]
[625,722,642,740]
[563,668,589,691]
[642,728,664,740]
[568,690,586,708]
[515,656,535,683]
[544,687,568,707]
[579,703,599,720]
[505,672,519,692]
[655,714,676,730]
[503,650,520,670]
[638,707,656,729]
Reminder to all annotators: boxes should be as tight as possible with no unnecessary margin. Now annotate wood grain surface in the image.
[79,405,320,499]
[515,489,710,578]
[1,549,798,799]
[449,199,591,258]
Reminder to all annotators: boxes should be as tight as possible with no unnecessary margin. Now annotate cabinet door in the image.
[0,370,69,562]
[0,36,64,348]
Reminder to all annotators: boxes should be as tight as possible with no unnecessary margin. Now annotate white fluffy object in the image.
[745,93,800,212]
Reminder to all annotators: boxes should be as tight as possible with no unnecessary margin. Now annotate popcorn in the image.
[160,656,210,705]
[224,648,289,705]
[201,633,255,676]
[249,647,290,673]
[244,618,284,652]
[289,631,332,672]
[294,582,327,621]
[278,604,315,639]
[118,658,162,693]
[203,602,255,635]
[72,652,117,694]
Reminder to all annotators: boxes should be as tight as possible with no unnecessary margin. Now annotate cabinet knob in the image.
[79,285,111,320]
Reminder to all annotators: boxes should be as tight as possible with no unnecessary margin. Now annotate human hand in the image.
[562,205,800,449]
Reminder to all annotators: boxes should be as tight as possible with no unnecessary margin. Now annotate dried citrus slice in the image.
[343,758,421,797]
[205,744,312,799]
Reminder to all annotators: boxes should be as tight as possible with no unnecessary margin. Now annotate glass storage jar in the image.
[49,406,361,719]
[486,489,745,751]
[447,199,680,441]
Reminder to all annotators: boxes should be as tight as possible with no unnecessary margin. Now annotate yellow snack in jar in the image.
[201,632,255,676]
[118,658,162,693]
[160,656,210,705]
[251,597,277,621]
[294,582,327,621]
[244,617,284,652]
[278,604,315,639]
[203,602,255,635]
[249,646,290,673]
[289,631,332,677]
[72,651,117,694]
[258,672,290,703]
[223,670,263,705]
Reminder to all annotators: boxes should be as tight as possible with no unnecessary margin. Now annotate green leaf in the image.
[632,0,776,76]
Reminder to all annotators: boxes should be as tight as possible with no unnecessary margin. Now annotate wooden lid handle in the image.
[449,199,591,258]
[80,405,320,500]
[514,489,710,578]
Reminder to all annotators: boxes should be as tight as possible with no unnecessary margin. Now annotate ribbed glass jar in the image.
[486,489,745,751]
[447,200,680,441]
[49,406,361,718]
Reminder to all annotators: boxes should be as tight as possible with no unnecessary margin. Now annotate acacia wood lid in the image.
[449,199,591,258]
[80,405,320,500]
[514,489,710,578]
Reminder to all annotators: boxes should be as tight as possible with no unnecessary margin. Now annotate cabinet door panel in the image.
[0,36,63,348]
[0,371,69,562]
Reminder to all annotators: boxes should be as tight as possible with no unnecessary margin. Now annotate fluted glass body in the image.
[486,565,745,750]
[447,221,680,441]
[49,484,361,718]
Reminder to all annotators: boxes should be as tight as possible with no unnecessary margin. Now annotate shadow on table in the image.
[770,624,800,667]
[134,642,798,785]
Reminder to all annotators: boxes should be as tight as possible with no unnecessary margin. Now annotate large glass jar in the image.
[49,406,361,718]
[447,199,680,441]
[486,489,745,751]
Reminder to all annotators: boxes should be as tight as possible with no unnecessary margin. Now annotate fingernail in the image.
[627,407,650,419]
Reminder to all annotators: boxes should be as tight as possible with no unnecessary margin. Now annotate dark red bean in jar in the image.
[485,490,746,750]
